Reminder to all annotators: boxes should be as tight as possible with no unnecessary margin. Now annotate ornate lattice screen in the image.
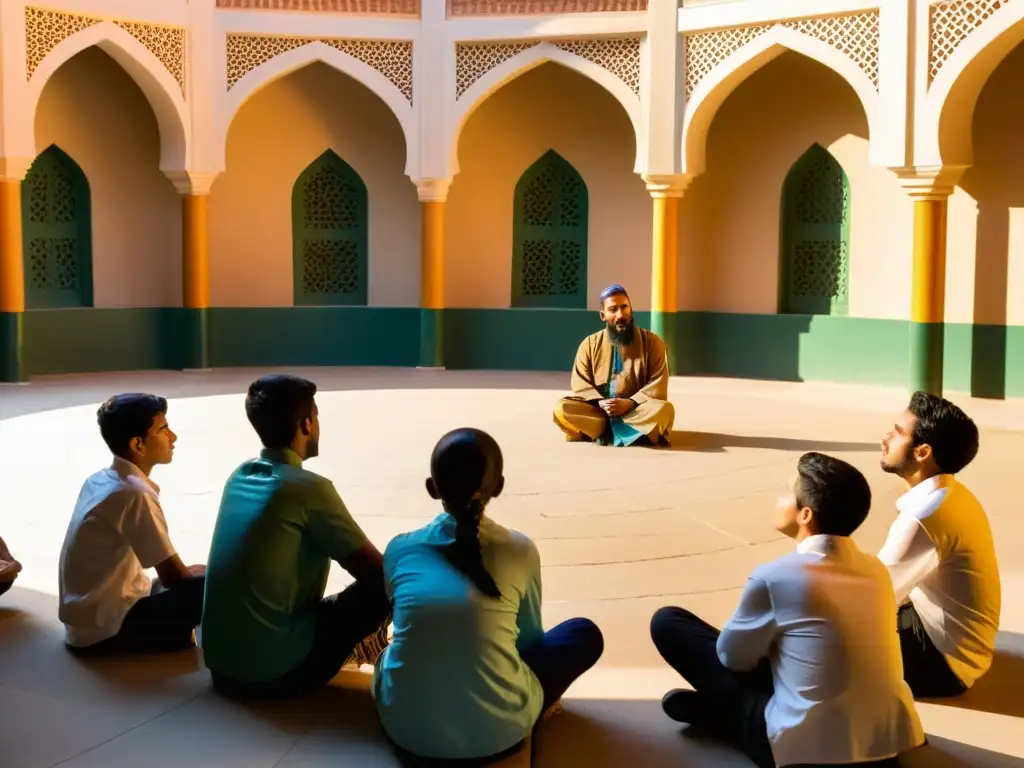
[21,145,93,309]
[512,150,588,309]
[292,151,368,306]
[780,144,850,316]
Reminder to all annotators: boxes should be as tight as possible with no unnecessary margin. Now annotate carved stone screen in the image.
[21,145,93,309]
[292,150,368,306]
[512,150,588,309]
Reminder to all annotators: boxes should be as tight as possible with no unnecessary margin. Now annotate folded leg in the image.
[553,399,608,442]
[623,400,675,444]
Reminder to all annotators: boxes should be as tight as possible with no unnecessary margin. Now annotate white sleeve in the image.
[118,492,177,569]
[877,515,940,606]
[717,577,776,672]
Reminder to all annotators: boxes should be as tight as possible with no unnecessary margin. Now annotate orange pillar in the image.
[181,193,211,369]
[645,175,689,374]
[0,179,26,382]
[418,179,449,368]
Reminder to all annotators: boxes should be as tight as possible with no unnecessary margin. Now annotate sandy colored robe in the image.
[553,327,675,444]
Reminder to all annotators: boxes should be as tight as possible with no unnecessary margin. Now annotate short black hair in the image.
[795,452,872,537]
[97,394,168,458]
[245,374,317,449]
[907,391,979,474]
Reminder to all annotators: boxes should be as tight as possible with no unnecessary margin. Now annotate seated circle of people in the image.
[372,427,604,765]
[553,284,675,446]
[57,394,206,654]
[200,374,391,697]
[650,452,925,768]
[0,534,22,598]
[877,391,1001,699]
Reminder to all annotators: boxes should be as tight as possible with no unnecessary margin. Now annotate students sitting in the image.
[373,428,604,765]
[58,394,205,654]
[201,374,390,698]
[0,535,22,597]
[651,452,924,768]
[878,391,1000,698]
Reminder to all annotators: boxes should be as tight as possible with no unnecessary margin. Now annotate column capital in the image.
[164,171,220,196]
[415,178,450,203]
[0,157,33,182]
[890,166,967,200]
[643,174,691,199]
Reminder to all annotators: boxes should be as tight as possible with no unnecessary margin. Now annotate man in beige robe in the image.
[553,285,675,446]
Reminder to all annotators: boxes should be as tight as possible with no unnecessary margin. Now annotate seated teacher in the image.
[553,285,674,446]
[373,427,604,765]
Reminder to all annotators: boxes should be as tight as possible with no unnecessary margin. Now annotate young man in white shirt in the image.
[651,452,924,768]
[878,391,1000,698]
[58,394,206,654]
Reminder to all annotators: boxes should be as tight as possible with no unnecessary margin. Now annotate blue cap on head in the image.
[599,284,629,304]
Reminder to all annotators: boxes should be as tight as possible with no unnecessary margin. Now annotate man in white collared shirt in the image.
[651,452,924,768]
[877,391,1000,698]
[58,394,206,654]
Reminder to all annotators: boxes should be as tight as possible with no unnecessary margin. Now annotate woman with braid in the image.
[373,427,604,765]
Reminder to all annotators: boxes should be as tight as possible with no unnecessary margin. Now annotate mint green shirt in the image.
[201,448,368,682]
[373,514,545,760]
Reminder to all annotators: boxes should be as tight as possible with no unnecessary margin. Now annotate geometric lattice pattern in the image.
[455,37,641,99]
[929,0,1011,83]
[217,0,418,12]
[513,150,588,307]
[684,11,881,98]
[448,0,647,14]
[782,145,850,314]
[25,7,185,93]
[293,151,368,304]
[21,146,91,307]
[226,34,414,103]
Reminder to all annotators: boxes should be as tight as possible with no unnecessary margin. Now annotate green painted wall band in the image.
[418,308,444,368]
[0,311,25,383]
[909,321,944,395]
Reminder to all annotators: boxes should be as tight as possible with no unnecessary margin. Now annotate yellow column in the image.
[1,175,26,382]
[645,175,689,372]
[897,167,961,397]
[418,179,449,368]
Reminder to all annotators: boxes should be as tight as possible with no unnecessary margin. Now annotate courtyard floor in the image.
[1,368,1023,768]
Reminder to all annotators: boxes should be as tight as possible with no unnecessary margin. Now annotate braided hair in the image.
[429,428,503,600]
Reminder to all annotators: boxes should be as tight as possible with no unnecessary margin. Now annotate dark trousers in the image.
[212,578,391,699]
[391,617,605,768]
[898,603,967,699]
[651,607,902,768]
[70,575,205,656]
[0,579,13,598]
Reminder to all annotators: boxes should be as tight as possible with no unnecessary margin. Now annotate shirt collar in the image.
[796,533,857,557]
[896,474,953,515]
[259,447,304,468]
[111,455,160,494]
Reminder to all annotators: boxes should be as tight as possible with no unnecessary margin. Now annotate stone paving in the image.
[1,368,1023,767]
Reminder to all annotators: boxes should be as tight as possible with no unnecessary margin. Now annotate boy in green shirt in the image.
[201,374,390,696]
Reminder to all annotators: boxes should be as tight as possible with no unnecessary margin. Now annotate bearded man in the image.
[552,285,675,446]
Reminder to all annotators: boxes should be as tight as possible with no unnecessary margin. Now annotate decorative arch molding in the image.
[26,20,189,172]
[681,25,881,176]
[220,41,418,177]
[450,40,644,175]
[923,0,1024,167]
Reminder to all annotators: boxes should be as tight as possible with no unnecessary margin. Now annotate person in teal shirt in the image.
[201,374,390,697]
[373,428,604,764]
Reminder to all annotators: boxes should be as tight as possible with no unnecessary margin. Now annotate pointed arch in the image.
[924,2,1024,167]
[292,150,369,306]
[221,42,416,178]
[26,22,188,172]
[21,145,94,309]
[449,42,643,176]
[682,26,880,176]
[779,144,850,316]
[512,150,589,309]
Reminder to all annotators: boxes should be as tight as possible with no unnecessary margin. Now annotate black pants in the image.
[898,603,967,699]
[651,607,902,768]
[0,579,13,598]
[69,575,205,656]
[390,617,605,767]
[212,578,391,699]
